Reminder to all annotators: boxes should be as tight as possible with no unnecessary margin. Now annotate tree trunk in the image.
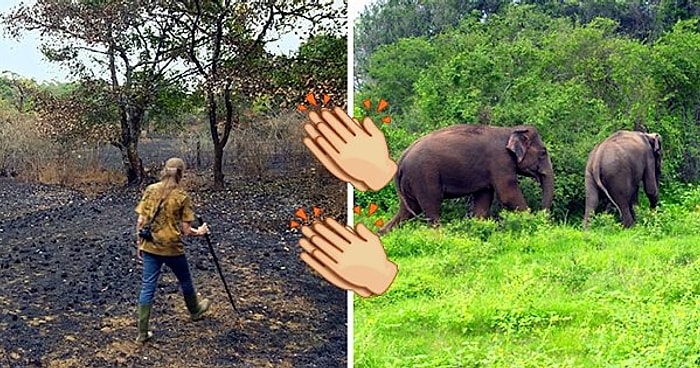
[119,104,146,187]
[196,139,201,169]
[213,142,225,189]
[123,141,144,186]
[212,84,235,189]
[207,93,225,189]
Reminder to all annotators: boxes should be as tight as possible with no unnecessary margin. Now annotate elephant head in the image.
[506,127,554,211]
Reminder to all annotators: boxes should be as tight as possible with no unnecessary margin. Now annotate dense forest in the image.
[354,0,700,222]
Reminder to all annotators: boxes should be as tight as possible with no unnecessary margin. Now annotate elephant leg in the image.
[629,184,641,225]
[414,184,442,227]
[621,203,634,228]
[378,196,422,235]
[615,201,634,228]
[630,202,636,225]
[609,188,634,228]
[583,186,600,230]
[472,188,494,218]
[493,177,528,211]
[631,187,639,207]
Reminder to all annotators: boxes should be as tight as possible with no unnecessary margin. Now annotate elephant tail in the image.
[395,163,420,218]
[592,167,622,217]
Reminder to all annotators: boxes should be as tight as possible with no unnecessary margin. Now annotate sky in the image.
[350,0,377,22]
[0,0,376,84]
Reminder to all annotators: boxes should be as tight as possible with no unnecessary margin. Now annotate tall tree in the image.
[34,78,123,146]
[0,72,41,113]
[271,33,348,110]
[2,0,189,186]
[174,0,345,189]
[354,0,499,86]
[522,0,700,41]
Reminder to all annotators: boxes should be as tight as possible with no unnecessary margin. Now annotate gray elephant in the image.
[378,124,554,235]
[583,130,662,228]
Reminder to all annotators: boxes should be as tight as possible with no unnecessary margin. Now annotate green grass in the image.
[355,206,700,368]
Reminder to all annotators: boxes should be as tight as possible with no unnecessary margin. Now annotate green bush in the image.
[499,210,552,235]
[444,217,499,242]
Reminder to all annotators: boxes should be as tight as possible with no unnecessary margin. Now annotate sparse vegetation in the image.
[0,1,348,367]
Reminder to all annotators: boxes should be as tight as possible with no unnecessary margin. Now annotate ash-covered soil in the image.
[0,170,347,368]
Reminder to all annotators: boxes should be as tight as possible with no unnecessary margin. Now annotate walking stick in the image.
[197,215,239,314]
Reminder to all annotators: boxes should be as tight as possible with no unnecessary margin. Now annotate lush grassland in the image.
[355,200,700,367]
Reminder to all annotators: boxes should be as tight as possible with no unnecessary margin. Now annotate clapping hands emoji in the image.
[299,218,398,298]
[303,107,397,192]
[298,106,399,297]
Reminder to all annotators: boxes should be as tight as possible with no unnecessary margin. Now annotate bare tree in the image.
[2,1,191,185]
[174,0,346,188]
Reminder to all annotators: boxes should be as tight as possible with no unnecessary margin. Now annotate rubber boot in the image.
[184,293,211,321]
[135,304,154,344]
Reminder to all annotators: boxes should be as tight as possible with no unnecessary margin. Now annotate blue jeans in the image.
[139,252,195,305]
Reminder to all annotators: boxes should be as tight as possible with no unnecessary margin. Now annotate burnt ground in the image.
[0,159,348,367]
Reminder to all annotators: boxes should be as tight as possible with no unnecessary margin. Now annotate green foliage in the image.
[586,212,624,233]
[490,307,575,334]
[355,0,700,83]
[36,80,77,98]
[358,37,438,116]
[270,33,347,109]
[661,182,700,207]
[354,182,399,214]
[499,210,552,235]
[354,0,492,84]
[145,80,203,133]
[352,117,422,213]
[443,217,499,241]
[0,73,65,113]
[650,19,700,182]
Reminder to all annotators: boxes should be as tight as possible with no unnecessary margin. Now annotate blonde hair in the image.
[159,157,185,200]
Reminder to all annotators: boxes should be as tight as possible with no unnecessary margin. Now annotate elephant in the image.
[378,124,554,235]
[582,130,662,229]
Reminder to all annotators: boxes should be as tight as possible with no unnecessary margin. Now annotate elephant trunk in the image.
[539,158,554,211]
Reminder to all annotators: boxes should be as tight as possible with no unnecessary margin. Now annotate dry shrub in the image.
[173,110,348,214]
[227,110,311,178]
[0,102,124,190]
[35,145,125,190]
[175,110,322,179]
[228,110,347,216]
[181,171,211,192]
[177,122,213,171]
[0,105,55,178]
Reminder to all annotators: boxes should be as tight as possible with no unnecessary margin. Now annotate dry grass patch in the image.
[227,111,310,177]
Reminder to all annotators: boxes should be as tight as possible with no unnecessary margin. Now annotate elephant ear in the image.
[507,129,530,163]
[647,133,662,156]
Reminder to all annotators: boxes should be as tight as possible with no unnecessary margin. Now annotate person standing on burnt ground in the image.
[134,157,212,344]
